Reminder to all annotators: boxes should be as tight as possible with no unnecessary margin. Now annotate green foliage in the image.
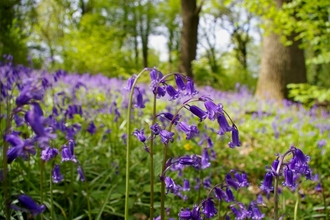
[287,83,330,108]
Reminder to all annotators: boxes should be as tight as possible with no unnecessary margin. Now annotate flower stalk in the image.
[125,69,147,219]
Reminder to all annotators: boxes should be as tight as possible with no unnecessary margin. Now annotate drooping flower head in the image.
[132,128,147,143]
[6,133,36,163]
[202,198,217,218]
[11,194,46,216]
[52,164,63,183]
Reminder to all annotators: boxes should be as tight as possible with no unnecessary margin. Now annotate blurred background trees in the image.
[1,0,329,102]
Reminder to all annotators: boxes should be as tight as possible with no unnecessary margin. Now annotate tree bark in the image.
[255,0,307,101]
[179,0,202,79]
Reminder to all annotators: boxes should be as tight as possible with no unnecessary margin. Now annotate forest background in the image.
[1,0,330,102]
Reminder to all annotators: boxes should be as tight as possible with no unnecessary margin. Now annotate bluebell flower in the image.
[61,145,77,163]
[11,194,46,216]
[165,176,181,194]
[52,164,63,183]
[166,85,180,100]
[260,172,273,194]
[202,198,217,218]
[185,78,198,96]
[257,194,263,204]
[189,105,207,122]
[228,126,241,148]
[25,102,56,145]
[179,206,202,220]
[201,148,211,169]
[135,88,145,108]
[179,155,201,169]
[150,123,162,135]
[217,114,232,135]
[317,139,326,148]
[203,177,212,188]
[14,114,24,126]
[234,172,249,188]
[87,121,96,134]
[160,130,174,144]
[41,147,59,161]
[124,75,136,91]
[183,179,190,191]
[204,100,223,121]
[16,80,44,106]
[175,74,186,90]
[177,121,199,140]
[225,174,240,190]
[78,166,85,182]
[291,147,309,164]
[226,187,235,202]
[283,168,296,191]
[248,201,265,220]
[6,134,36,163]
[214,187,228,202]
[159,112,181,125]
[132,128,147,143]
[315,182,322,191]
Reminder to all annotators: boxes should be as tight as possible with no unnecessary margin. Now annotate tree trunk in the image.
[179,0,202,79]
[255,0,307,101]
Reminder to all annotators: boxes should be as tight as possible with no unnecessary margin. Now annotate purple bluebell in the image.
[260,172,273,194]
[248,201,265,220]
[175,74,186,90]
[226,187,235,202]
[87,121,96,134]
[159,112,181,125]
[25,102,57,144]
[283,168,296,190]
[185,78,198,96]
[230,206,246,220]
[166,84,180,100]
[291,147,309,164]
[177,121,199,140]
[214,187,228,202]
[217,114,232,135]
[132,128,147,143]
[315,182,322,191]
[11,194,46,216]
[150,123,162,135]
[52,164,63,183]
[203,177,212,188]
[202,198,217,218]
[16,81,44,106]
[135,88,145,108]
[124,75,136,91]
[41,147,59,161]
[61,145,77,163]
[179,206,202,220]
[257,194,263,204]
[204,100,223,121]
[234,172,249,187]
[189,105,207,122]
[225,174,240,190]
[165,176,181,194]
[14,114,24,126]
[183,179,190,191]
[78,166,85,182]
[228,126,241,148]
[317,139,326,148]
[179,155,201,169]
[6,134,36,163]
[160,130,174,144]
[201,148,211,169]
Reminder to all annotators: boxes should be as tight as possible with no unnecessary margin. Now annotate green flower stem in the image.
[294,189,300,220]
[70,162,74,219]
[274,150,291,220]
[149,93,157,218]
[40,160,45,220]
[160,104,187,220]
[85,180,92,220]
[50,164,55,220]
[125,69,147,219]
[2,96,13,220]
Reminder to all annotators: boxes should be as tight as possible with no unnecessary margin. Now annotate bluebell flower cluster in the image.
[260,146,314,196]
